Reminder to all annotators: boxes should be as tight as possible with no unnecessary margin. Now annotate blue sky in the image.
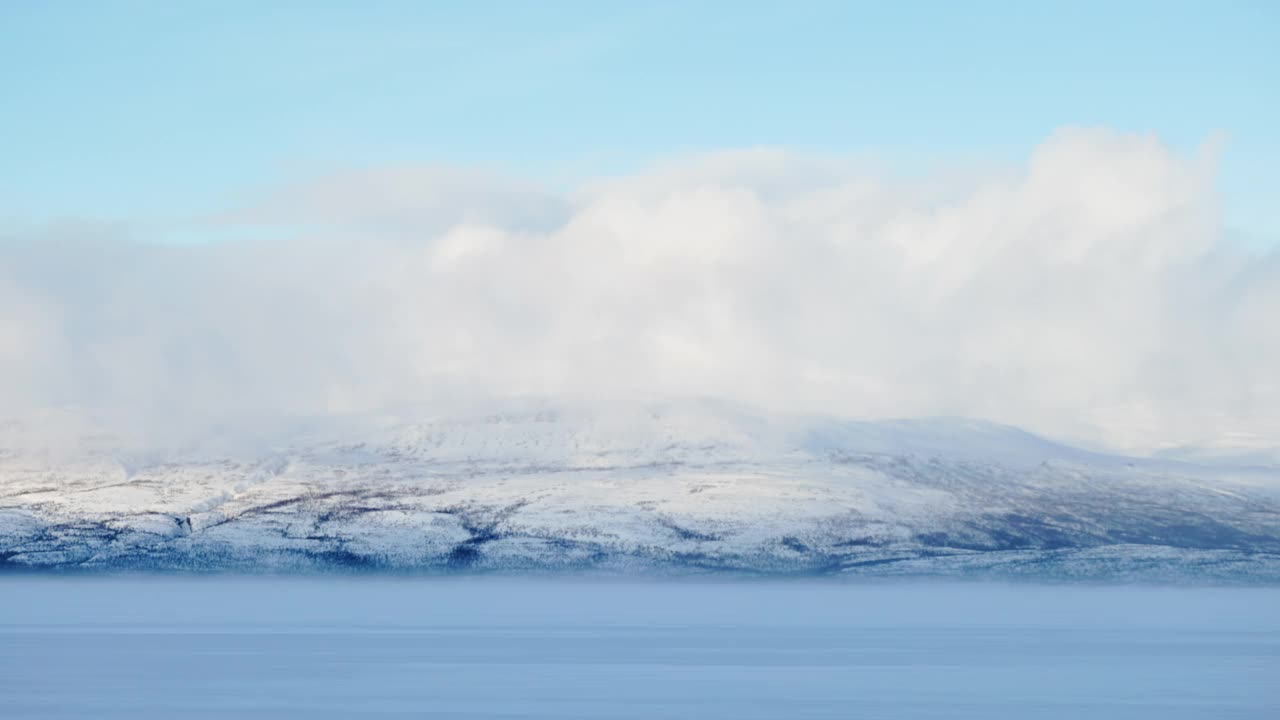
[2,0,1277,245]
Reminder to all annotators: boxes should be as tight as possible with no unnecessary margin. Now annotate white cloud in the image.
[1,128,1275,453]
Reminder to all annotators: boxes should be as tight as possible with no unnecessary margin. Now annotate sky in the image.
[1,1,1278,453]
[3,0,1277,242]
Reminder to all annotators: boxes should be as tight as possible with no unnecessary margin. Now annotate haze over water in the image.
[3,579,1276,718]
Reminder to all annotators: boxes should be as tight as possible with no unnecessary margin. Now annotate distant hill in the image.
[3,401,1278,581]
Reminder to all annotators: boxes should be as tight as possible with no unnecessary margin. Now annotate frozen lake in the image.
[2,579,1277,718]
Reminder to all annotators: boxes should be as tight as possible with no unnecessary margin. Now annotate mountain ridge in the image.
[2,403,1278,581]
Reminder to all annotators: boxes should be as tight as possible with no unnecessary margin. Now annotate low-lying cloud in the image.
[2,128,1276,453]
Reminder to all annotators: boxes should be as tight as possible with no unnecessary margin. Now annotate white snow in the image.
[1,402,1277,577]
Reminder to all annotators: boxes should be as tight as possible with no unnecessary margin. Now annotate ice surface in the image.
[2,579,1277,718]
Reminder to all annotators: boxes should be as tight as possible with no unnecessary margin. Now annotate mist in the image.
[3,128,1276,454]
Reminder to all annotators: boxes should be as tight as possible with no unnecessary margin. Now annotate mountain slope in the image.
[2,403,1278,581]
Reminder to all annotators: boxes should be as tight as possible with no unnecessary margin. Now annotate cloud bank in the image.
[2,128,1275,453]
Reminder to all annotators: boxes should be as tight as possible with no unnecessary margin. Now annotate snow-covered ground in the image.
[2,401,1278,580]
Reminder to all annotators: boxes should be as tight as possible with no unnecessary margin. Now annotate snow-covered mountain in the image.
[2,401,1278,581]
